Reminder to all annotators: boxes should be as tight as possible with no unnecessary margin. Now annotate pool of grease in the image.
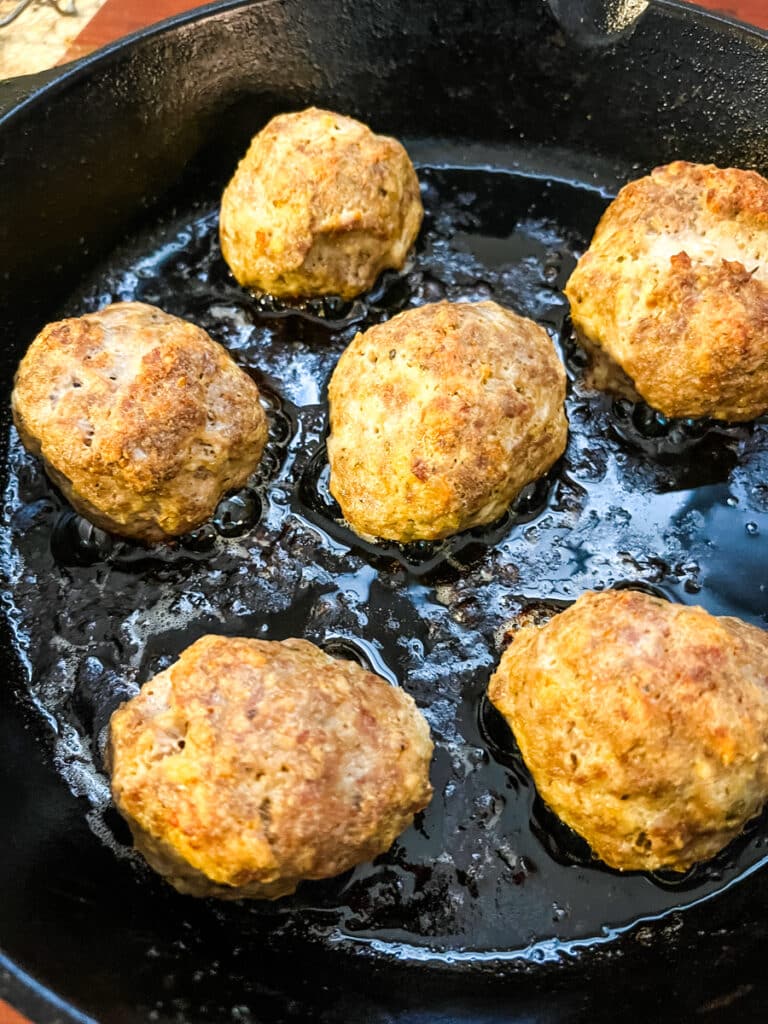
[3,160,768,962]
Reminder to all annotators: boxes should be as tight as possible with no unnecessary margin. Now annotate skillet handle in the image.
[0,65,66,124]
[543,0,650,46]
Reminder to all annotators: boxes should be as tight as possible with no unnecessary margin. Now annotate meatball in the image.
[107,635,433,899]
[219,107,423,300]
[488,589,768,873]
[327,300,567,543]
[565,161,768,420]
[11,302,267,542]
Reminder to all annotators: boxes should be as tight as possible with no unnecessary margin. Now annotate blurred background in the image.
[0,0,766,80]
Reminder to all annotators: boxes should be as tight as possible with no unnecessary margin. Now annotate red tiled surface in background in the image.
[0,1000,33,1024]
[0,0,765,1022]
[697,0,767,24]
[63,0,205,61]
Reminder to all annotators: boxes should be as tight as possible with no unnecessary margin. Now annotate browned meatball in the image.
[219,107,423,300]
[327,300,567,542]
[565,161,768,420]
[11,302,267,542]
[488,589,768,872]
[107,635,433,899]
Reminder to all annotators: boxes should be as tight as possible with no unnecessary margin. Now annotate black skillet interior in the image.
[2,1,768,1021]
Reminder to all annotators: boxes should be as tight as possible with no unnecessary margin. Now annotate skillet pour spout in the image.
[544,0,650,45]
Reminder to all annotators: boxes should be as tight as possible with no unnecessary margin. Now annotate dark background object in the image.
[544,0,649,46]
[2,1,768,1021]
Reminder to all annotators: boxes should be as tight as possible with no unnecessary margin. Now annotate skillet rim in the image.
[1,1,768,1022]
[1,0,767,128]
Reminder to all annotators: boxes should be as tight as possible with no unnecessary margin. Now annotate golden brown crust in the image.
[327,300,568,542]
[219,107,423,300]
[488,589,768,872]
[565,161,768,420]
[11,302,268,542]
[107,635,433,899]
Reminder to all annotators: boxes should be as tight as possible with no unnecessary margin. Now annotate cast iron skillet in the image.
[2,1,768,1021]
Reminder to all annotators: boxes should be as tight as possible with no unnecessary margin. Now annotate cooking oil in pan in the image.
[3,159,768,963]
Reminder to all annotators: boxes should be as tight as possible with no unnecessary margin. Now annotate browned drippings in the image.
[3,159,768,965]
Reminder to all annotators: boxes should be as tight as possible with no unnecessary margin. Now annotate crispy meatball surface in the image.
[11,302,267,542]
[107,635,433,899]
[565,161,768,421]
[219,107,423,300]
[488,589,768,873]
[327,300,567,543]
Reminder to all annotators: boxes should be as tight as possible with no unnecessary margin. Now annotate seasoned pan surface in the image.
[4,142,768,970]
